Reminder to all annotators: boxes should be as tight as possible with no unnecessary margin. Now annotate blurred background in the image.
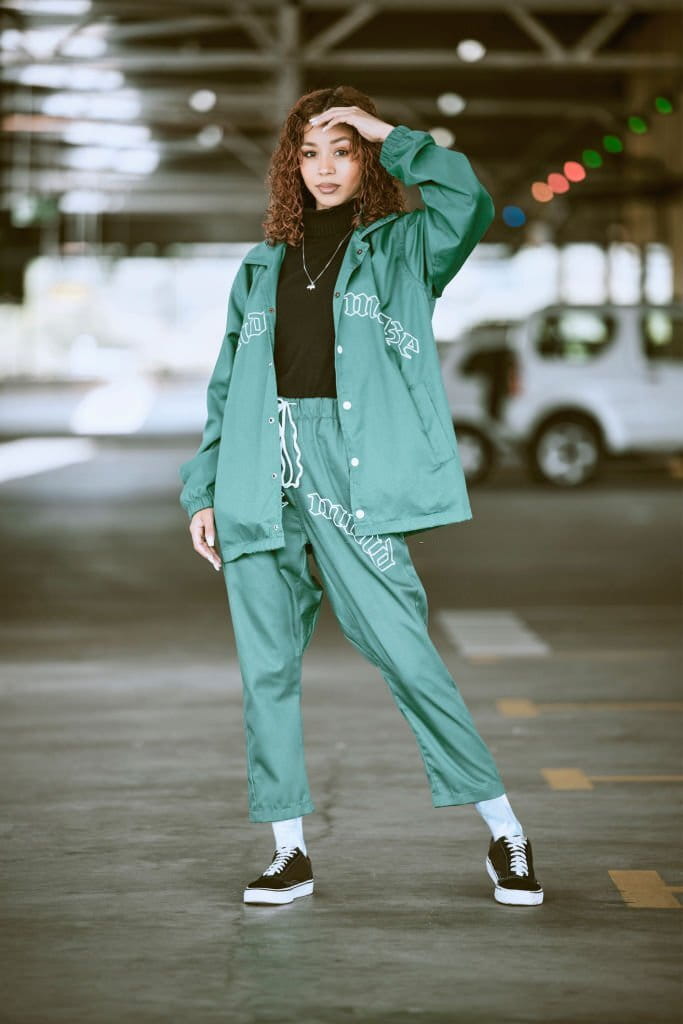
[1,4,682,1023]
[0,0,681,484]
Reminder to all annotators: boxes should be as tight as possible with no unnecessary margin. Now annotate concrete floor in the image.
[0,444,681,1024]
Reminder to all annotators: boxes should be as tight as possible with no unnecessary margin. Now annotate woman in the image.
[179,85,544,908]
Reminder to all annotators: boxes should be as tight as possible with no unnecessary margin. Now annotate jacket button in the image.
[268,307,274,313]
[271,472,277,478]
[335,291,340,297]
[350,457,359,467]
[268,417,274,423]
[342,400,352,410]
[337,345,343,353]
[273,524,280,530]
[356,249,363,255]
[355,509,365,519]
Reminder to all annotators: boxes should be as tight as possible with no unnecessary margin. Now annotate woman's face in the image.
[299,121,362,211]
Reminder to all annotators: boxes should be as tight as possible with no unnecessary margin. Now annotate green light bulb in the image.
[603,135,623,153]
[628,116,648,134]
[582,149,602,168]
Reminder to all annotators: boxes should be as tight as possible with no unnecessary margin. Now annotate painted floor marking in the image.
[609,871,683,908]
[0,437,97,483]
[498,698,683,717]
[436,611,550,658]
[543,768,683,790]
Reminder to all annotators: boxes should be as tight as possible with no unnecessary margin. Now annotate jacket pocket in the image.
[408,380,454,466]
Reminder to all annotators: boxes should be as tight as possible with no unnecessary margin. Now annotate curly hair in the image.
[261,85,408,247]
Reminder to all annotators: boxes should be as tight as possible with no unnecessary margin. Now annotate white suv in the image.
[502,303,683,486]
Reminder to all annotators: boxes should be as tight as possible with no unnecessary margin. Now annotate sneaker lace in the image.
[503,835,529,875]
[263,846,298,876]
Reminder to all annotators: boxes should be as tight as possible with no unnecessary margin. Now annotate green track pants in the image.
[222,396,506,823]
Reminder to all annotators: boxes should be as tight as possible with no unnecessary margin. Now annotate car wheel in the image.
[530,415,602,487]
[455,425,495,484]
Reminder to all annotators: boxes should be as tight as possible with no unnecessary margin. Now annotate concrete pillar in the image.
[275,3,303,145]
[623,68,682,300]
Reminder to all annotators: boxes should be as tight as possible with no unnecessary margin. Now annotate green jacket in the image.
[179,124,495,564]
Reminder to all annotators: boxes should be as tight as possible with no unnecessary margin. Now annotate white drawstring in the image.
[278,397,304,488]
[503,835,529,875]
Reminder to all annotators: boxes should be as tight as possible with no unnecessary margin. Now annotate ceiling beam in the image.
[573,5,635,57]
[4,0,679,12]
[507,6,566,58]
[304,2,379,59]
[274,2,302,132]
[4,48,680,73]
[306,49,682,69]
[303,0,683,9]
[5,88,627,125]
[232,3,276,52]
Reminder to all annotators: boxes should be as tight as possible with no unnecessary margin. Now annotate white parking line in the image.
[0,437,97,483]
[436,610,551,657]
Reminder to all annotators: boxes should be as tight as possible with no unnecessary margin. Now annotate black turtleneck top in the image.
[273,196,357,398]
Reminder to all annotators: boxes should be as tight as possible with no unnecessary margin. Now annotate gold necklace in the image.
[301,227,354,291]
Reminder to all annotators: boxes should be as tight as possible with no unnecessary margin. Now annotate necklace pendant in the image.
[306,283,316,290]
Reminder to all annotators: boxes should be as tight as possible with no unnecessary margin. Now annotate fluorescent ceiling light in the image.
[42,90,141,121]
[65,144,159,174]
[2,25,105,58]
[112,148,160,174]
[16,65,123,90]
[456,39,486,62]
[1,27,69,57]
[59,189,109,213]
[429,127,455,148]
[437,92,466,116]
[5,1,91,13]
[189,89,217,113]
[60,35,107,58]
[66,146,117,170]
[65,121,150,146]
[197,124,223,148]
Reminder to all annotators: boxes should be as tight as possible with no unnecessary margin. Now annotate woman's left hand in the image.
[309,106,394,144]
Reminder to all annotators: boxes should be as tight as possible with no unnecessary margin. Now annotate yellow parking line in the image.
[609,871,683,908]
[497,699,540,716]
[472,650,664,663]
[543,769,594,789]
[543,768,683,790]
[593,774,683,782]
[498,699,683,718]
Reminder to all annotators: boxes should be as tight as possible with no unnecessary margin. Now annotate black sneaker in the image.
[485,833,544,906]
[243,846,314,905]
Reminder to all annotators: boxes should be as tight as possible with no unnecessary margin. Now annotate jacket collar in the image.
[243,211,402,266]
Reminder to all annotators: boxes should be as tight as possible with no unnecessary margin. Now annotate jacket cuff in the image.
[182,495,214,519]
[379,124,427,170]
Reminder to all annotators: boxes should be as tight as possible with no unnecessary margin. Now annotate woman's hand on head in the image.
[308,107,394,144]
[189,507,222,571]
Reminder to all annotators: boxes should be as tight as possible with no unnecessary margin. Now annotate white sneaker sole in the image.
[243,879,314,905]
[486,858,544,906]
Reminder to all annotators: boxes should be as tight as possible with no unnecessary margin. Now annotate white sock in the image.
[271,816,307,855]
[474,793,524,841]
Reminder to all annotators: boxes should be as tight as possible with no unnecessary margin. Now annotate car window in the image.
[461,348,512,376]
[535,311,615,362]
[642,309,683,362]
